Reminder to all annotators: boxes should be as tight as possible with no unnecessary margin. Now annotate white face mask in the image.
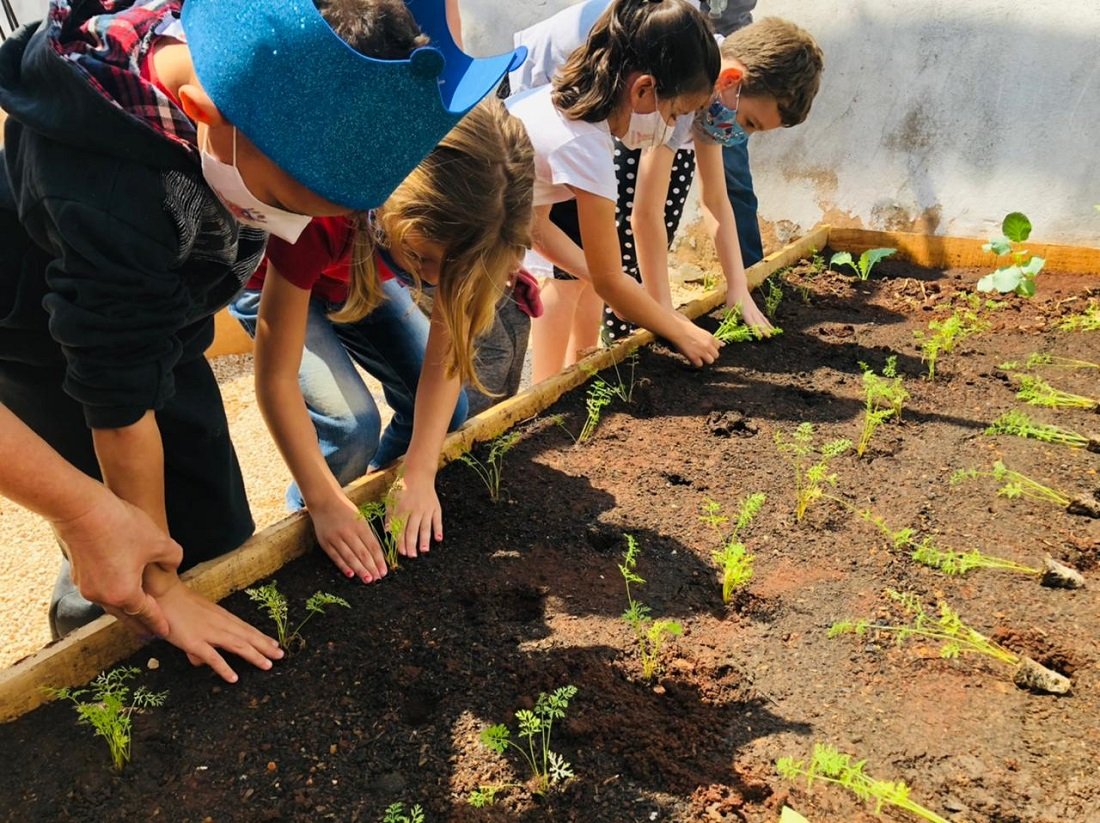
[619,97,673,151]
[200,128,312,244]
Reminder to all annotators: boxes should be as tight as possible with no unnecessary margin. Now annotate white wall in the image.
[464,0,1100,246]
[8,0,44,27]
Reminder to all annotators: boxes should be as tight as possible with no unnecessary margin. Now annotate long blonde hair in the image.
[329,98,535,391]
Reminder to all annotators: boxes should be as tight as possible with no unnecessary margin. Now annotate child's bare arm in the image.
[695,140,773,334]
[574,190,720,366]
[530,204,591,281]
[389,299,464,558]
[631,145,678,310]
[253,268,387,583]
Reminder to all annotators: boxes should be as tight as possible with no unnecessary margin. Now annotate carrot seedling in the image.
[829,247,896,280]
[619,534,682,680]
[914,307,988,380]
[470,685,577,806]
[984,409,1100,451]
[714,305,783,343]
[951,459,1100,518]
[246,581,350,652]
[1057,299,1100,331]
[829,590,1070,693]
[977,211,1045,296]
[1015,375,1097,410]
[775,423,852,521]
[577,353,638,442]
[44,666,167,772]
[777,743,950,823]
[763,276,785,320]
[703,493,765,604]
[460,431,521,503]
[382,802,425,823]
[999,352,1100,371]
[856,356,908,457]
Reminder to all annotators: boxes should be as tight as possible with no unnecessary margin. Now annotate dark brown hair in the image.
[720,17,824,127]
[314,0,429,58]
[552,0,721,123]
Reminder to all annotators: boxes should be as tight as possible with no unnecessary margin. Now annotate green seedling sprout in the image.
[914,307,989,380]
[708,493,765,604]
[470,685,578,806]
[1057,299,1100,331]
[856,356,909,457]
[44,666,167,772]
[830,590,1070,693]
[1015,375,1097,410]
[951,460,1072,509]
[829,247,897,280]
[976,211,1045,296]
[577,353,639,442]
[714,305,783,343]
[619,534,682,680]
[763,276,785,319]
[808,247,827,275]
[358,483,407,570]
[857,509,1040,578]
[777,743,950,823]
[775,423,852,521]
[459,431,521,503]
[999,352,1100,371]
[984,409,1097,450]
[246,581,350,652]
[701,269,718,292]
[382,803,425,823]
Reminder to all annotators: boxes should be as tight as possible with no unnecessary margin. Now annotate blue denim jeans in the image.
[230,279,467,509]
[722,139,764,267]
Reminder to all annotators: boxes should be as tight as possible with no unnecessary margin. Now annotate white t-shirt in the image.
[509,0,710,152]
[505,84,618,208]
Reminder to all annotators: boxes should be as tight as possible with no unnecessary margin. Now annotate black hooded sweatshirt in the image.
[0,1,266,430]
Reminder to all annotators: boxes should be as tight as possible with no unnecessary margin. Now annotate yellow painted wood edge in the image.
[0,229,827,723]
[828,227,1100,275]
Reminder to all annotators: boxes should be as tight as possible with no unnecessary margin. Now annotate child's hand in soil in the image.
[143,564,284,683]
[307,494,388,583]
[727,289,775,337]
[671,315,722,366]
[387,470,441,558]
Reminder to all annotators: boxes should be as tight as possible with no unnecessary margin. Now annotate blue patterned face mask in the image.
[696,85,749,147]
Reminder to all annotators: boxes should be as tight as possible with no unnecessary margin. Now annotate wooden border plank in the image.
[0,224,824,723]
[829,227,1100,274]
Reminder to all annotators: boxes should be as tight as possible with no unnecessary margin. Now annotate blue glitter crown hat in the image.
[181,0,527,211]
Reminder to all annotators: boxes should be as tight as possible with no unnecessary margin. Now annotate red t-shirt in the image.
[247,216,394,304]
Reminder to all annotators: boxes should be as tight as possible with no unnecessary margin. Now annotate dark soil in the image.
[3,260,1100,823]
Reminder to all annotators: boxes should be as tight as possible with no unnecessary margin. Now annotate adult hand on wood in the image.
[307,493,388,583]
[143,564,284,683]
[53,489,183,640]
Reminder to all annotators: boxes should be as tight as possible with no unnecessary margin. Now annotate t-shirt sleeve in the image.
[263,217,345,290]
[546,133,618,202]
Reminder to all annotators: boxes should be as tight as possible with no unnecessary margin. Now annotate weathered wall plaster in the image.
[464,0,1100,247]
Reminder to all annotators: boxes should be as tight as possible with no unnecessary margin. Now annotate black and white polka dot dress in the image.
[604,138,697,343]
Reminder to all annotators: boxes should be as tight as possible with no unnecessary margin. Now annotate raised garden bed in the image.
[2,229,1099,822]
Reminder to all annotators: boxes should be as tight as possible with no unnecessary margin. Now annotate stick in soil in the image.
[951,459,1100,519]
[829,589,1071,694]
[984,409,1100,452]
[777,742,950,823]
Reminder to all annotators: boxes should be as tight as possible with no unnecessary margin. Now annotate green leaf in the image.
[986,265,1024,294]
[983,236,1013,256]
[858,248,897,279]
[479,724,510,754]
[1022,255,1046,276]
[829,251,856,275]
[1002,211,1032,242]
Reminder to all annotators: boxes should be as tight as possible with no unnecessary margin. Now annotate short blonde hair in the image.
[329,98,535,391]
[720,18,824,127]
